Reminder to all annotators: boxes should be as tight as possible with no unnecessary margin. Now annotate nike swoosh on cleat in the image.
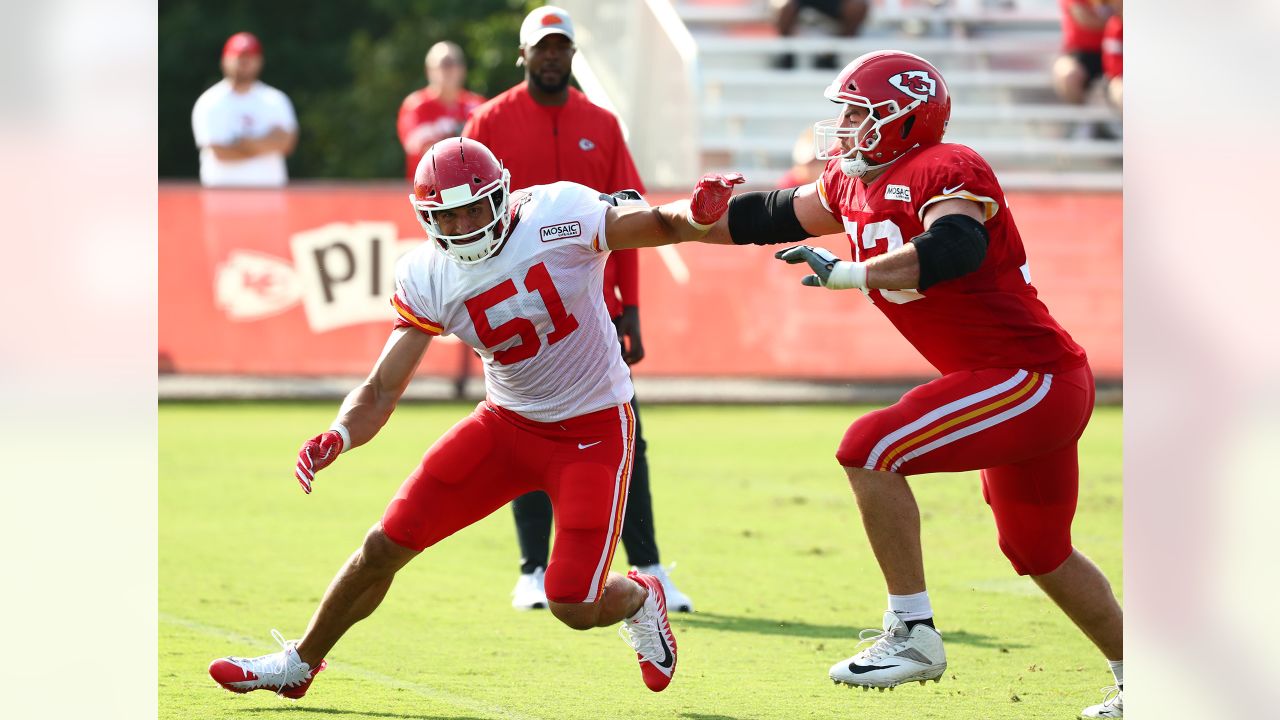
[577,441,603,450]
[846,662,897,674]
[654,633,674,669]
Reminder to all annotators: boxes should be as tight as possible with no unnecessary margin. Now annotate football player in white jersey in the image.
[209,137,744,699]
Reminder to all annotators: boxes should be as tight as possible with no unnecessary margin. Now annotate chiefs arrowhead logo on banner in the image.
[215,250,302,320]
[214,224,424,331]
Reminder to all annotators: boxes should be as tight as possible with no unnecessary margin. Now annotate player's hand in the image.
[613,305,645,365]
[776,245,841,286]
[689,172,746,230]
[295,431,344,494]
[775,245,868,290]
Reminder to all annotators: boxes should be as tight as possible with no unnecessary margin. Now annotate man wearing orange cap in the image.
[191,32,298,187]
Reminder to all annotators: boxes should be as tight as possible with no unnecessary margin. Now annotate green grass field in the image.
[160,402,1122,720]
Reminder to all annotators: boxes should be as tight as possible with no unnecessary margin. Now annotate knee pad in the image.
[835,414,885,469]
[997,529,1072,576]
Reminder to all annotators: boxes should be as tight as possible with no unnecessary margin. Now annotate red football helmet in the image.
[409,137,512,263]
[814,50,951,178]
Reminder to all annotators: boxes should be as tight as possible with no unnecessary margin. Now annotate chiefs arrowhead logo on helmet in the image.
[814,51,951,178]
[888,70,937,103]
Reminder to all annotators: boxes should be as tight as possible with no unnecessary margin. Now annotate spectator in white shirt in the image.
[192,32,298,187]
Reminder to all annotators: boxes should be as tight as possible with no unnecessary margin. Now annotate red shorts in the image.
[381,401,636,603]
[836,365,1095,575]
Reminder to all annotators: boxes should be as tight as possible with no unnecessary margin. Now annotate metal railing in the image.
[560,0,701,189]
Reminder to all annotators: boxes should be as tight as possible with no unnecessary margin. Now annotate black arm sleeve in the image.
[726,187,815,246]
[911,213,990,290]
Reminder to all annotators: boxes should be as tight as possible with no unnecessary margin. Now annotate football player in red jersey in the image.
[697,51,1123,717]
[207,137,744,699]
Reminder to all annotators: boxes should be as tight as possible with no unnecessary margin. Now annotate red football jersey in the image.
[817,143,1087,374]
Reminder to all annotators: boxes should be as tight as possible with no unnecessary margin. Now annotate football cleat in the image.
[511,567,548,610]
[829,611,947,689]
[618,570,678,692]
[1081,686,1124,718]
[632,563,694,613]
[208,629,326,699]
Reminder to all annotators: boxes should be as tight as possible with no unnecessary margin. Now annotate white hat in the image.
[519,6,575,48]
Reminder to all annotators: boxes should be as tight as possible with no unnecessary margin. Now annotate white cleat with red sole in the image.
[208,630,326,700]
[619,570,678,692]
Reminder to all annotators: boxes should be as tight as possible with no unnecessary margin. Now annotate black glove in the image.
[613,305,645,365]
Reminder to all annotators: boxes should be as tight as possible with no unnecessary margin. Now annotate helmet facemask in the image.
[814,97,922,179]
[408,169,511,264]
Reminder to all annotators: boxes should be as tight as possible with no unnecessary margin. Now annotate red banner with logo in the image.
[160,183,1121,380]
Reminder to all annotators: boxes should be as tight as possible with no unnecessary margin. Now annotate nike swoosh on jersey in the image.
[942,183,965,195]
[577,441,603,450]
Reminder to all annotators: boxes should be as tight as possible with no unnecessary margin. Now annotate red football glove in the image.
[295,431,344,494]
[688,172,745,230]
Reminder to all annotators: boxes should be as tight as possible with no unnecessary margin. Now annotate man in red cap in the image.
[191,31,298,187]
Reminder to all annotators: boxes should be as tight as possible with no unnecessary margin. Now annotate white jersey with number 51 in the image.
[391,181,631,422]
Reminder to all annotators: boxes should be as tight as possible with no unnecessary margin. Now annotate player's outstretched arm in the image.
[775,197,988,291]
[604,173,745,250]
[295,327,432,494]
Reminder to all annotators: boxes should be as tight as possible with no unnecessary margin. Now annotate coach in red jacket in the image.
[464,5,693,614]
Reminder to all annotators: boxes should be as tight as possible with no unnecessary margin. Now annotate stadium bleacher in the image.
[559,0,1121,191]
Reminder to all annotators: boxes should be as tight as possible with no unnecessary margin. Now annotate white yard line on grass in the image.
[161,613,550,720]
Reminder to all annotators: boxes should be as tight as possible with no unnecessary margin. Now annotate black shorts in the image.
[798,0,846,20]
[1069,50,1105,86]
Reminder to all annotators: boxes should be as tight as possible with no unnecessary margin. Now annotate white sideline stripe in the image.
[656,244,690,285]
[161,613,548,720]
[890,375,1053,472]
[864,369,1028,469]
[585,405,634,601]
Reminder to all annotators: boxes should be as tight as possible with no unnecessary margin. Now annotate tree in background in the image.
[160,0,537,179]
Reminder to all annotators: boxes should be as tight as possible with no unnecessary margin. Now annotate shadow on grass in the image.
[677,612,1027,649]
[680,714,748,720]
[234,707,488,720]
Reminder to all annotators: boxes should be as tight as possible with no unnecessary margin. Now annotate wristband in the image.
[329,422,352,453]
[826,261,868,290]
[687,216,714,232]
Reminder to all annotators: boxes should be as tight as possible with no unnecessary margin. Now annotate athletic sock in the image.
[1108,659,1123,689]
[888,590,933,622]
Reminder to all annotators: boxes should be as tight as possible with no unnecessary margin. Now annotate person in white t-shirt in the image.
[207,136,744,699]
[191,32,298,187]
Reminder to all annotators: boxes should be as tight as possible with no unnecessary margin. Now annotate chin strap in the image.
[840,145,916,178]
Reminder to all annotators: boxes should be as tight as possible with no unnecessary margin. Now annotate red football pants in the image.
[837,365,1096,575]
[381,401,636,603]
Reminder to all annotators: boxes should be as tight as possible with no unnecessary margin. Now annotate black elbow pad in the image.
[726,187,814,246]
[912,214,989,290]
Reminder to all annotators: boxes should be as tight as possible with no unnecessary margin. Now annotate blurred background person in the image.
[1100,0,1122,111]
[1051,0,1109,106]
[773,0,870,70]
[464,5,693,614]
[191,31,297,187]
[397,41,486,182]
[776,126,826,189]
